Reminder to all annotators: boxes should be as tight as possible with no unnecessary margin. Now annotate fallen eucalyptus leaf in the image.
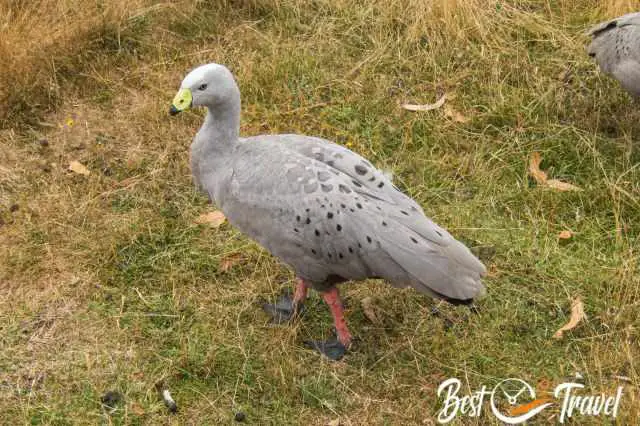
[195,211,226,228]
[553,297,585,339]
[402,94,446,112]
[69,160,90,176]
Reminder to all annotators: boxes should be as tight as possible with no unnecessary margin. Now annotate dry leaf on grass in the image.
[220,253,243,272]
[402,94,446,111]
[69,160,90,176]
[194,210,226,228]
[553,297,586,339]
[444,104,469,123]
[528,152,548,184]
[361,297,380,324]
[528,152,582,192]
[130,402,145,416]
[546,179,582,192]
[558,230,573,240]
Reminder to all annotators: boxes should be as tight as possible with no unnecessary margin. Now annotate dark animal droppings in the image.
[101,391,123,409]
[382,221,387,226]
[356,203,363,209]
[378,182,384,188]
[348,247,353,253]
[368,176,375,182]
[311,249,317,254]
[411,237,418,243]
[354,165,367,175]
[315,230,320,236]
[341,203,346,208]
[296,215,301,221]
[328,253,332,259]
[306,218,311,224]
[294,228,299,233]
[336,224,342,231]
[366,236,372,243]
[327,212,334,219]
[339,253,344,259]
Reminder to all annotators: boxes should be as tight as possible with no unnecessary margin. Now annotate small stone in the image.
[234,411,246,422]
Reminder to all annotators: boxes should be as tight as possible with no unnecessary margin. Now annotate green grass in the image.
[1,0,639,424]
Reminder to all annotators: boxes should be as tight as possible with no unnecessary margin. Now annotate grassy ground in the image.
[1,0,639,424]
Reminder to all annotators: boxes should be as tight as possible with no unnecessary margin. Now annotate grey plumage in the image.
[587,12,640,97]
[178,63,486,304]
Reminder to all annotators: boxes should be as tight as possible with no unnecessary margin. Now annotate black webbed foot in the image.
[261,290,304,324]
[304,338,347,361]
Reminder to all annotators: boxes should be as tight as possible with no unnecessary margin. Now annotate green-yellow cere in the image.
[171,88,193,112]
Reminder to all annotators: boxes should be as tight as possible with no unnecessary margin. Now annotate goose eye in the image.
[198,84,208,91]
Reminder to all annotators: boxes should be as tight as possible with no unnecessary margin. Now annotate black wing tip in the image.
[431,288,475,306]
[445,296,475,306]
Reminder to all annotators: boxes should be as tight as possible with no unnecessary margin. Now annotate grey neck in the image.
[196,92,241,155]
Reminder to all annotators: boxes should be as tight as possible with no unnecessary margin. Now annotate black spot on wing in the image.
[317,171,330,182]
[354,165,367,175]
[339,184,352,194]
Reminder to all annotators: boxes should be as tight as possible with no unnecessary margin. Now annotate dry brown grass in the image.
[0,0,158,127]
[1,0,639,424]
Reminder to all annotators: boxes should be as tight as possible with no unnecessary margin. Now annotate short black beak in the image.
[169,105,180,116]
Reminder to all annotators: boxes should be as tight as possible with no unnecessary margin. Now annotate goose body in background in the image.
[588,12,640,97]
[169,63,486,360]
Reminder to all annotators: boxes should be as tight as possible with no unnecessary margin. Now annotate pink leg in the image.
[321,287,353,347]
[293,278,308,307]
